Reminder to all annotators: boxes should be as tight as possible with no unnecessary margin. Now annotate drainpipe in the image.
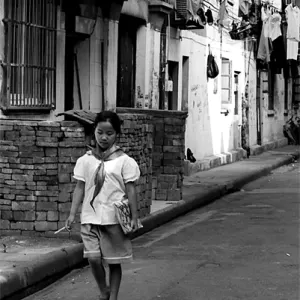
[159,16,168,110]
[101,40,105,111]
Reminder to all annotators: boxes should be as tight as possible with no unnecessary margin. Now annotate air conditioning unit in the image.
[172,0,204,29]
[175,0,189,20]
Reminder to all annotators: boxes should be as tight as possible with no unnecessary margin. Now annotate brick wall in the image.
[151,114,186,201]
[117,108,188,202]
[0,116,152,236]
[117,113,153,217]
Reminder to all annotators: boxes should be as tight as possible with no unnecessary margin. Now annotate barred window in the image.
[1,0,57,111]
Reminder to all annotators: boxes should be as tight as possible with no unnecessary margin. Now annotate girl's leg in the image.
[88,257,110,298]
[108,264,122,300]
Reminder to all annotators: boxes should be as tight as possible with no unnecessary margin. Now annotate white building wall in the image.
[166,25,247,160]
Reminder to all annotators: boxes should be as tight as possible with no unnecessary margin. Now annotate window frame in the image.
[221,58,232,104]
[1,0,57,112]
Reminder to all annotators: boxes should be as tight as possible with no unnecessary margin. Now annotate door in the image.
[181,56,189,111]
[117,16,137,108]
[167,61,179,110]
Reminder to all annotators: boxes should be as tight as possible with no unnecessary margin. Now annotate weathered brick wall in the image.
[117,108,188,202]
[0,117,152,236]
[118,113,153,217]
[151,113,186,201]
[0,120,87,236]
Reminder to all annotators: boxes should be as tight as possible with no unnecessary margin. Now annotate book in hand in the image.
[113,199,143,234]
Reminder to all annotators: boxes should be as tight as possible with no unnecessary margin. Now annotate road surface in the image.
[24,162,300,300]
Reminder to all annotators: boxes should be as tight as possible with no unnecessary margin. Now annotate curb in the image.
[1,150,299,300]
[0,244,85,300]
[183,147,246,176]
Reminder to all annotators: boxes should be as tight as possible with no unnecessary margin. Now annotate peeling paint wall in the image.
[135,24,160,110]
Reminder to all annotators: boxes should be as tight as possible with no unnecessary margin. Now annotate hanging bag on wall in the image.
[207,48,219,79]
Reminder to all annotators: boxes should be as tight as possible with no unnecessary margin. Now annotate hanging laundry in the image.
[267,10,286,73]
[257,5,272,64]
[205,8,214,25]
[186,0,204,27]
[197,7,207,25]
[239,0,252,17]
[269,11,282,41]
[285,3,300,60]
[218,0,230,28]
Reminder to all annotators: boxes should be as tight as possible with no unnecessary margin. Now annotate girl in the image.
[65,111,140,300]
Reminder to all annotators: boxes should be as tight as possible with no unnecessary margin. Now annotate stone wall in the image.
[151,113,186,201]
[117,108,188,201]
[117,113,153,217]
[0,116,152,236]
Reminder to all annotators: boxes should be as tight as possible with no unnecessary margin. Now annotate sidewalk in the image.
[0,145,299,300]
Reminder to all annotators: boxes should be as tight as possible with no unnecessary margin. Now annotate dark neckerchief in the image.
[87,144,125,211]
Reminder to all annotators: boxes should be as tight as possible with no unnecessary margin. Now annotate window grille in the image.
[1,0,57,110]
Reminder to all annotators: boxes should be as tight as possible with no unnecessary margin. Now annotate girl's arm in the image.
[125,182,139,231]
[65,180,85,229]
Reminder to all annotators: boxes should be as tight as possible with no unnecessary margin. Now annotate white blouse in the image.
[73,152,140,225]
[269,12,282,41]
[285,3,300,41]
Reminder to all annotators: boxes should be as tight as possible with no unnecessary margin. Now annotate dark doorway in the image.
[117,16,139,108]
[167,61,179,110]
[256,71,262,145]
[182,56,189,111]
[63,2,83,111]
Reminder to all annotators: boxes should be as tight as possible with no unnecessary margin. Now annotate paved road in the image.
[24,163,300,300]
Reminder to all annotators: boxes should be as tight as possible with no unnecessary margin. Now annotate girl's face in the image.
[94,121,117,151]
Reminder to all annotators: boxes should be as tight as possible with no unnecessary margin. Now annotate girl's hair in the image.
[94,111,122,134]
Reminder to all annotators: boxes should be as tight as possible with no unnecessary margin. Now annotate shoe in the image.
[187,148,196,163]
[197,8,207,25]
[205,8,214,25]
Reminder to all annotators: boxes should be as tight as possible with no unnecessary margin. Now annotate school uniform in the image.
[73,150,140,264]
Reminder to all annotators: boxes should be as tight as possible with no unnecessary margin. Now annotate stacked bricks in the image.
[116,108,188,202]
[117,113,153,218]
[151,112,187,201]
[0,120,87,236]
[0,109,186,235]
[0,116,154,235]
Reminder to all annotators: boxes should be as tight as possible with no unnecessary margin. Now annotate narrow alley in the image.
[23,162,299,300]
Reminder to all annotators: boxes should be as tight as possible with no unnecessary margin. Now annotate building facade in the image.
[0,0,299,234]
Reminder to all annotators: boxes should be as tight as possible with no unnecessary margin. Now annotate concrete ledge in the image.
[0,244,85,300]
[184,148,247,176]
[250,138,288,156]
[1,147,299,300]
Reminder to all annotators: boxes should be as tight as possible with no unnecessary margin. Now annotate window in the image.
[221,58,232,104]
[234,71,240,115]
[1,0,57,110]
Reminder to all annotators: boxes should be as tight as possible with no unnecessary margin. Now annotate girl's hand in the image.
[65,215,75,231]
[131,218,139,232]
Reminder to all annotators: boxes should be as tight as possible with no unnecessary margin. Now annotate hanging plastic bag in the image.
[207,49,219,79]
